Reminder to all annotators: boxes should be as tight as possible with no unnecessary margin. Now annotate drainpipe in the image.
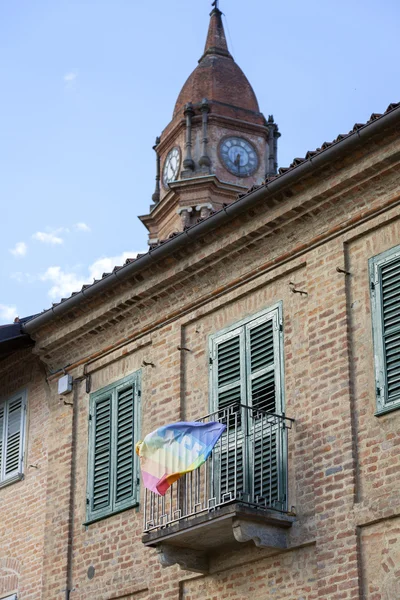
[65,378,81,600]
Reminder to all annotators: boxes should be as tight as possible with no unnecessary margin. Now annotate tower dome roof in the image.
[173,8,260,118]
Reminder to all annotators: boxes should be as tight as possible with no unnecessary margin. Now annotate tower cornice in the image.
[139,174,247,239]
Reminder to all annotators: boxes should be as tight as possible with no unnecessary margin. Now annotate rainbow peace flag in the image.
[136,421,226,496]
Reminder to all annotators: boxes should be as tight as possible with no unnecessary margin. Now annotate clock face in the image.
[163,147,181,187]
[219,136,259,177]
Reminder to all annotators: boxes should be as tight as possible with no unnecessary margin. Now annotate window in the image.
[0,390,26,488]
[370,245,400,415]
[209,303,286,509]
[2,595,17,600]
[86,372,141,523]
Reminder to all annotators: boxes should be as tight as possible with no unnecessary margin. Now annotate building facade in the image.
[1,6,400,600]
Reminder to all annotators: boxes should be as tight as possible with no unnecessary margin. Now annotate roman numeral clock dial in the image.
[163,147,181,187]
[219,136,259,177]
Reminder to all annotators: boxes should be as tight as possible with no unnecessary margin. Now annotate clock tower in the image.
[140,4,280,244]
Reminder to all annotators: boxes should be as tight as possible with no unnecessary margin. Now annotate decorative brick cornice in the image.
[28,134,400,360]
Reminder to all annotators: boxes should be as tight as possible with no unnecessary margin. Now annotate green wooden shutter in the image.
[253,428,279,504]
[0,403,4,481]
[246,310,283,506]
[213,328,245,421]
[211,328,246,500]
[90,394,113,518]
[219,441,244,500]
[114,381,136,510]
[247,317,278,414]
[86,372,140,523]
[4,395,24,477]
[380,256,400,403]
[370,247,400,414]
[0,392,26,485]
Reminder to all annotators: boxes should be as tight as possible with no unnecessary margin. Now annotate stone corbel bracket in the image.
[155,518,290,574]
[195,203,213,219]
[232,518,288,550]
[176,206,194,215]
[177,206,194,229]
[156,544,209,574]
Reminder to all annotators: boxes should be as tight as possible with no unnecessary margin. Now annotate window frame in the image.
[369,245,400,416]
[208,302,285,415]
[0,389,27,489]
[86,372,141,524]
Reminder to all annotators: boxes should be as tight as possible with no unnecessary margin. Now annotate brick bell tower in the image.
[140,2,280,244]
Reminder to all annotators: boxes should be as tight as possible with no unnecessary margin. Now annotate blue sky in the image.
[1,0,399,323]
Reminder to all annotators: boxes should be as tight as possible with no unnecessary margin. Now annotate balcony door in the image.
[209,304,287,510]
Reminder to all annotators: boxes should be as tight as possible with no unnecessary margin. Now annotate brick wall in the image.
[2,128,400,599]
[0,351,49,599]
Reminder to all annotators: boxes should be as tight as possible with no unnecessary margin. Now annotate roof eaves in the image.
[23,101,400,335]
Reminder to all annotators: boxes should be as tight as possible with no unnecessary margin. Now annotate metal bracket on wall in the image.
[85,373,92,394]
[336,266,352,276]
[289,282,308,296]
[142,360,156,368]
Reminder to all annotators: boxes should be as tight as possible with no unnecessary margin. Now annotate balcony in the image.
[142,404,294,573]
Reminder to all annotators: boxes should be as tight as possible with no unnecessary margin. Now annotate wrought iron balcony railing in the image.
[143,403,293,534]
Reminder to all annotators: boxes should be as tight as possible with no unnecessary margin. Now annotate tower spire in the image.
[201,1,231,61]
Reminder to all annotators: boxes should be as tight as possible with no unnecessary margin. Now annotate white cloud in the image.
[33,231,63,245]
[88,251,143,280]
[0,304,17,324]
[11,272,37,284]
[64,71,78,89]
[10,241,27,257]
[41,251,145,302]
[41,266,86,300]
[74,222,91,232]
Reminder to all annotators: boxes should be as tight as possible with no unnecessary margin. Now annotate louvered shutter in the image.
[247,317,278,414]
[0,403,4,480]
[114,381,136,510]
[4,395,24,478]
[211,328,246,500]
[89,394,113,518]
[370,248,400,413]
[246,311,282,507]
[0,393,26,484]
[0,393,27,485]
[380,256,400,404]
[219,441,244,500]
[214,329,245,422]
[87,373,140,522]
